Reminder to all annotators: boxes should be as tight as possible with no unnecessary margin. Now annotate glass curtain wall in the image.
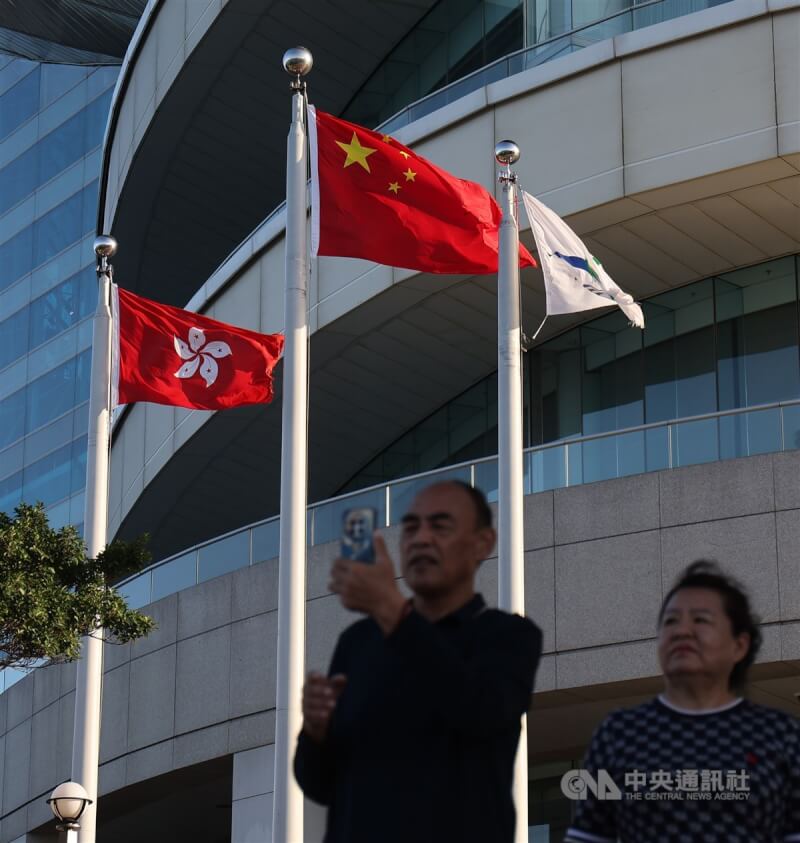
[342,256,800,493]
[0,55,118,531]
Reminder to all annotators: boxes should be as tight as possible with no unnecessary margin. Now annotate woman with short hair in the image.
[564,560,800,843]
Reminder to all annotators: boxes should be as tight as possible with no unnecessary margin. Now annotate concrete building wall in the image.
[1,451,798,840]
[105,1,800,540]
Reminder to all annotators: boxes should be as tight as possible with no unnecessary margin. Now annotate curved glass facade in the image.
[0,55,118,534]
[345,0,733,129]
[344,256,800,492]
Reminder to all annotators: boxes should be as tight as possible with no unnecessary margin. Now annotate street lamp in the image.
[48,781,92,842]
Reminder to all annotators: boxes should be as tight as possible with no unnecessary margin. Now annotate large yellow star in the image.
[336,132,377,172]
[403,168,416,182]
[388,182,401,194]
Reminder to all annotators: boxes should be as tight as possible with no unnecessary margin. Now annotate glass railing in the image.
[2,398,797,694]
[113,399,799,611]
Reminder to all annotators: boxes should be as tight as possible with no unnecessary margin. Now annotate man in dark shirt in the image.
[294,480,543,843]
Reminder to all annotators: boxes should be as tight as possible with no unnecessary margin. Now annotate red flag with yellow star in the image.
[308,106,536,275]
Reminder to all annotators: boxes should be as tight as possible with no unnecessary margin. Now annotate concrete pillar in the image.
[231,744,327,843]
[232,745,275,843]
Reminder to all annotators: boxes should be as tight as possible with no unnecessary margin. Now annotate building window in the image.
[340,256,800,494]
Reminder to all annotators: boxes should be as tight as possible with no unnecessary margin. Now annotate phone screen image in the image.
[341,507,377,563]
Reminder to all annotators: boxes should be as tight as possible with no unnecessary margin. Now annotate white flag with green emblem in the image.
[521,190,645,328]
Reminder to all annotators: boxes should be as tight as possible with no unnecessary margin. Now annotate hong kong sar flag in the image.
[111,286,284,411]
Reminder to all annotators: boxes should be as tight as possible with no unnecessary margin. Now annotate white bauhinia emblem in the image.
[173,327,232,388]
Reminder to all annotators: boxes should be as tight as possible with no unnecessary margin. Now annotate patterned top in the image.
[565,696,800,843]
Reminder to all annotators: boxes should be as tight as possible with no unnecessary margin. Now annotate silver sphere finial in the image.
[94,235,117,259]
[283,47,313,77]
[495,140,520,166]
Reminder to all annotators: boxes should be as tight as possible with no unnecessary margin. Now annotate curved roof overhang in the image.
[0,0,145,64]
[100,0,436,308]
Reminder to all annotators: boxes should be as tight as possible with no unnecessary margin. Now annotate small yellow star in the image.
[403,168,416,182]
[399,150,411,160]
[388,181,401,194]
[336,132,377,172]
[382,134,392,143]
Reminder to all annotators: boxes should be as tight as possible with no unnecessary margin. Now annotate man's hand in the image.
[302,671,347,743]
[329,534,408,634]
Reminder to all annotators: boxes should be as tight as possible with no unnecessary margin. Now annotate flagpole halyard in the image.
[273,46,313,843]
[494,140,529,843]
[72,235,116,843]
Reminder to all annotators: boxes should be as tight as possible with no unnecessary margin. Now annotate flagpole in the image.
[273,47,313,843]
[494,141,529,843]
[72,235,116,843]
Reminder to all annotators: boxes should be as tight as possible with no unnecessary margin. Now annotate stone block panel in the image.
[99,663,130,763]
[229,710,276,756]
[777,509,800,621]
[128,645,176,751]
[5,680,32,733]
[229,612,278,719]
[524,548,556,654]
[231,561,279,622]
[3,719,31,813]
[232,792,274,843]
[55,692,74,784]
[782,620,800,662]
[660,513,781,622]
[555,531,662,650]
[28,703,59,798]
[98,756,127,797]
[174,722,229,770]
[32,665,60,715]
[233,744,275,801]
[524,491,554,550]
[177,575,232,640]
[659,456,774,527]
[175,626,231,734]
[774,451,800,511]
[556,639,660,689]
[306,595,356,675]
[131,593,177,659]
[554,473,659,545]
[125,739,174,787]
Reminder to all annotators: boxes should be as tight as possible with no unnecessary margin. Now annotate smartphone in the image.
[340,507,377,563]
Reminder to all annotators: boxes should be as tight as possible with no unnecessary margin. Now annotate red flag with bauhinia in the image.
[308,106,536,275]
[111,286,284,411]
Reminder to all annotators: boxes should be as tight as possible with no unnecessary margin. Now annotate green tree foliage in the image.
[0,503,154,670]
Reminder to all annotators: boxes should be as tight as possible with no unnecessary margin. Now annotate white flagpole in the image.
[494,141,528,842]
[72,235,116,843]
[273,47,313,843]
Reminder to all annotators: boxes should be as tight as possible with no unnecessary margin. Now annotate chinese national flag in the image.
[309,106,536,275]
[112,286,284,410]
